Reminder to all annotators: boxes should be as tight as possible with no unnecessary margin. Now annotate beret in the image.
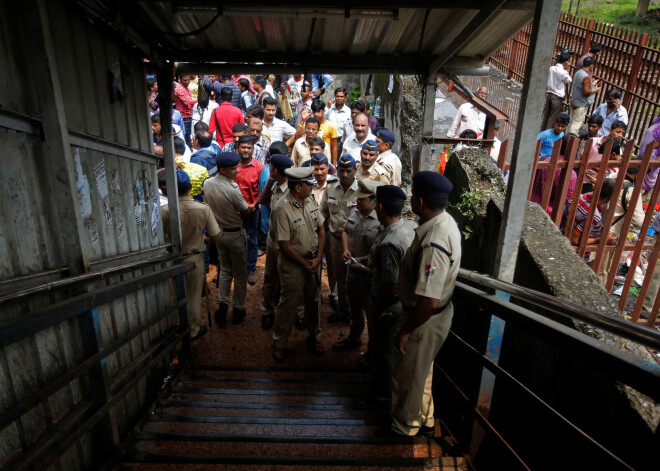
[361,140,378,152]
[376,129,395,143]
[285,166,317,184]
[216,151,240,168]
[337,154,356,168]
[270,154,294,171]
[309,153,329,166]
[412,171,453,198]
[376,185,406,204]
[355,179,383,199]
[176,168,191,186]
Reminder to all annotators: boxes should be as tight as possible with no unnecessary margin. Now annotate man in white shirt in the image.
[342,113,376,162]
[447,87,488,138]
[540,50,572,132]
[342,101,367,143]
[262,96,295,143]
[326,87,351,155]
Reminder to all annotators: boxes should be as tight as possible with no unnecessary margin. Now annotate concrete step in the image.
[118,460,468,471]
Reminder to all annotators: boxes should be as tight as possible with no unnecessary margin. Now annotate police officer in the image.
[202,152,258,325]
[271,167,326,361]
[389,171,461,437]
[320,155,359,322]
[333,179,382,351]
[259,154,294,330]
[365,185,417,401]
[356,140,390,184]
[162,169,220,340]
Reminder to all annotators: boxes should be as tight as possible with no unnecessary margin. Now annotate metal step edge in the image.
[188,365,366,374]
[159,399,382,411]
[172,386,372,397]
[150,413,378,426]
[180,374,371,385]
[123,453,453,468]
[132,431,424,445]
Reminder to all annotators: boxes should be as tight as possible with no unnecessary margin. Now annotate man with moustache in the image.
[357,140,390,184]
[342,113,376,161]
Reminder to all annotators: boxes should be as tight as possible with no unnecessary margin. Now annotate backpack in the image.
[612,181,633,226]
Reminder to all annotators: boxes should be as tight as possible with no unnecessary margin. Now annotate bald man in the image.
[447,86,488,139]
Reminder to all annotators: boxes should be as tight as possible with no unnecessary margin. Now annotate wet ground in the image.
[191,254,366,370]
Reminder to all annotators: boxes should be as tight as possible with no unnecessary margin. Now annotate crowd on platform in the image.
[534,44,660,317]
[148,72,461,437]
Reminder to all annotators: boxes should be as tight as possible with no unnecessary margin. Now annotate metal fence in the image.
[498,137,660,328]
[489,13,660,151]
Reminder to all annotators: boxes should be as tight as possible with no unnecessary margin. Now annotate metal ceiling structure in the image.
[74,0,536,76]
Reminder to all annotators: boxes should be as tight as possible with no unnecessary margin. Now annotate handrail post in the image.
[582,19,596,56]
[623,33,648,110]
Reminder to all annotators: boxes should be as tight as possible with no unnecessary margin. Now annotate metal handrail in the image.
[0,248,193,308]
[458,269,660,351]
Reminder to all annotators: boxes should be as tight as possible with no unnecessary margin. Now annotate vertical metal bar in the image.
[623,33,648,110]
[539,140,562,211]
[527,140,542,200]
[420,78,437,173]
[77,283,120,454]
[497,139,509,173]
[563,139,593,237]
[156,65,183,254]
[493,0,563,283]
[551,135,579,225]
[23,0,89,275]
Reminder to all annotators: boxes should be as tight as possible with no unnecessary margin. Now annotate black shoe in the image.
[214,303,228,325]
[262,314,274,330]
[332,337,361,351]
[329,298,338,311]
[232,307,246,324]
[305,336,325,357]
[327,312,346,323]
[192,325,208,340]
[295,317,306,330]
[357,350,370,370]
[416,425,435,437]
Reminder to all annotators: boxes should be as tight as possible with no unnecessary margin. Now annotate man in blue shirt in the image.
[311,74,334,98]
[190,130,219,177]
[537,113,569,158]
[592,88,629,137]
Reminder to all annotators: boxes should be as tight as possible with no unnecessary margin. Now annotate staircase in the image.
[116,365,468,470]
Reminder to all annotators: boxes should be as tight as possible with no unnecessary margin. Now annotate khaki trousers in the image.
[325,232,337,301]
[329,234,349,317]
[272,255,321,349]
[184,253,205,337]
[391,306,454,436]
[346,278,370,340]
[261,235,304,318]
[217,230,247,310]
[567,106,588,135]
[367,299,404,400]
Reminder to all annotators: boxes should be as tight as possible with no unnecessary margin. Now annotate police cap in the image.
[376,129,395,144]
[285,166,317,185]
[361,140,378,152]
[176,168,191,194]
[309,153,329,166]
[355,179,383,199]
[337,154,356,168]
[216,151,240,168]
[376,185,406,204]
[412,171,453,198]
[270,154,294,172]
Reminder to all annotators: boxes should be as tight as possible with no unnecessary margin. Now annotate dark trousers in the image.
[183,117,192,146]
[540,93,563,132]
[243,210,259,272]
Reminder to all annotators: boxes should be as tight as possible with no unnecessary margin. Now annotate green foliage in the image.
[350,83,361,104]
[447,189,488,240]
[562,0,660,38]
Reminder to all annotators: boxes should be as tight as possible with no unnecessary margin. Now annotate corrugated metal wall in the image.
[0,1,178,469]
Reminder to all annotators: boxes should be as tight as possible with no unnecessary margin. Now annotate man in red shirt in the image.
[234,135,265,284]
[173,75,197,145]
[208,87,244,149]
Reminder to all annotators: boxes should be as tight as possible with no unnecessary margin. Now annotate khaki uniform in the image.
[202,174,249,310]
[391,211,461,436]
[162,196,220,336]
[356,162,390,184]
[272,194,325,348]
[320,178,359,318]
[313,176,338,300]
[343,207,380,340]
[261,181,290,316]
[367,218,417,399]
[376,150,403,186]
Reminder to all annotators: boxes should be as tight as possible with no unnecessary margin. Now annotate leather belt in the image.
[221,227,241,232]
[331,232,342,239]
[402,301,450,314]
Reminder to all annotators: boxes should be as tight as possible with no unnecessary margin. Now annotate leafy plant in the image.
[350,83,361,103]
[448,189,487,239]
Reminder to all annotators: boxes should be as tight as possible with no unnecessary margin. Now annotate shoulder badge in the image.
[425,264,436,277]
[293,201,301,209]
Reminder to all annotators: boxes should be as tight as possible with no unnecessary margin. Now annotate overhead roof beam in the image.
[427,0,507,77]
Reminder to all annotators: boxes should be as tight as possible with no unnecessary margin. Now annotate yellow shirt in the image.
[318,121,338,149]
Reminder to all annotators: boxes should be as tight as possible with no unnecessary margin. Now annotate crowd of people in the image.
[533,44,660,316]
[150,73,461,437]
